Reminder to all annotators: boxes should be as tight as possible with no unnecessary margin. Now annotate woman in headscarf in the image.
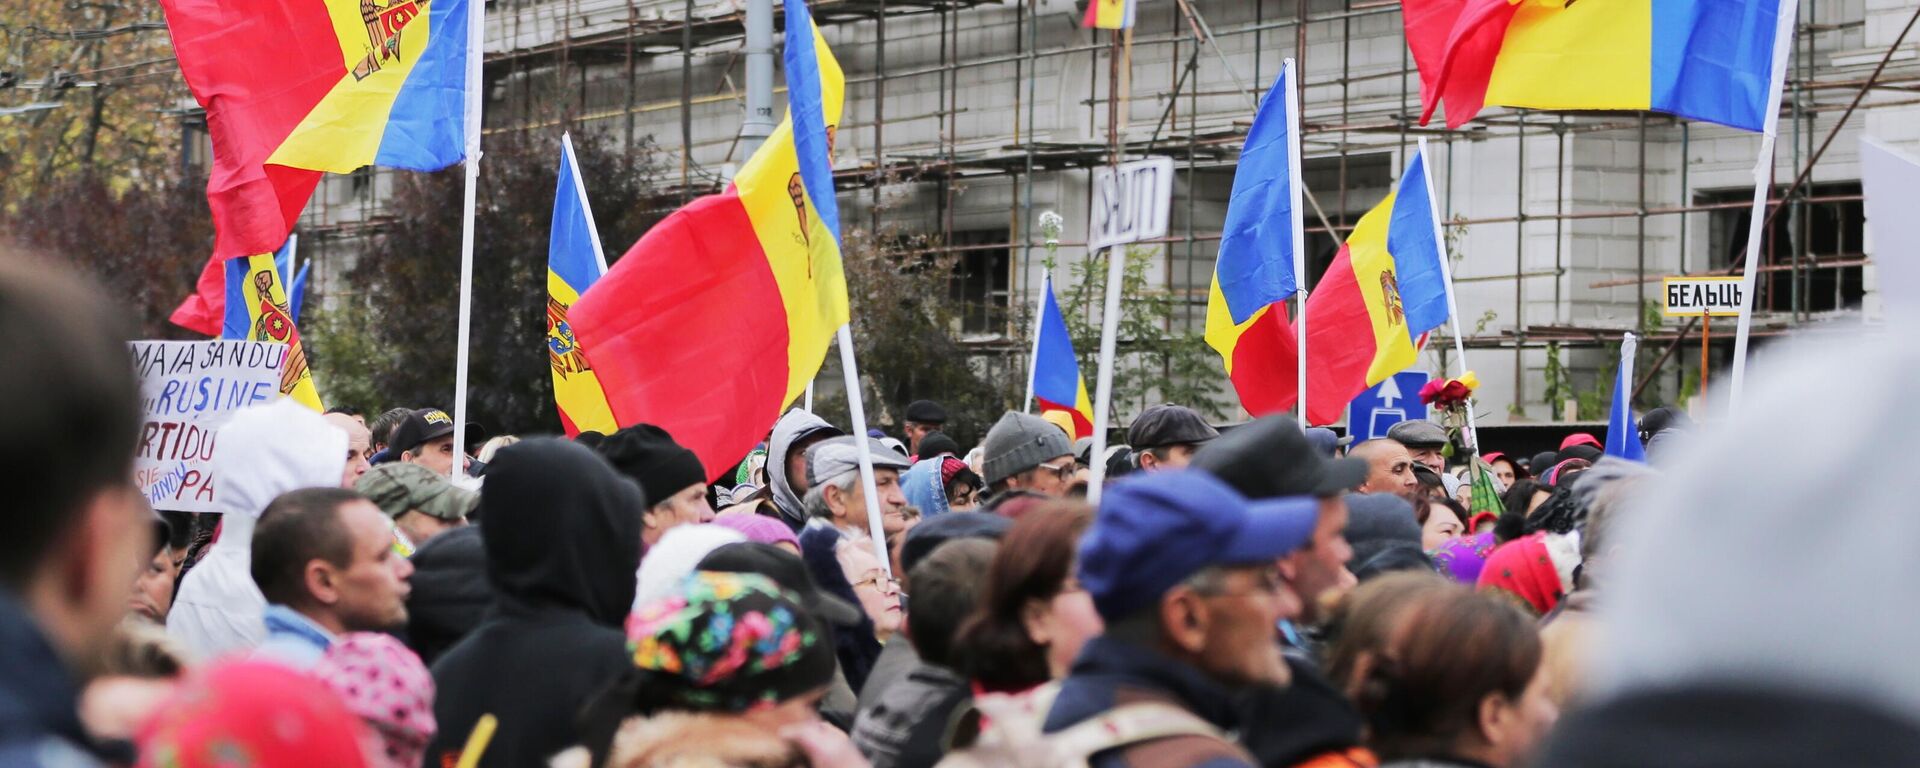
[898,456,983,517]
[1474,532,1579,618]
[570,571,860,768]
[314,633,436,768]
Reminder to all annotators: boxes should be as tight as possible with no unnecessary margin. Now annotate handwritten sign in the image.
[131,340,287,512]
[1088,156,1175,253]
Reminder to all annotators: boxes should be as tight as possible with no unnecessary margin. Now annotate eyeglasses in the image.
[1036,460,1075,480]
[852,572,904,597]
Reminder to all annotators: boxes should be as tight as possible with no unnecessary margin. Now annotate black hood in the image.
[478,438,644,626]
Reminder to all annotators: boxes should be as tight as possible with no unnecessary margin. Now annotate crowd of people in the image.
[4,247,1917,768]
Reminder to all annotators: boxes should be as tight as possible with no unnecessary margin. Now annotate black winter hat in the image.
[597,424,707,504]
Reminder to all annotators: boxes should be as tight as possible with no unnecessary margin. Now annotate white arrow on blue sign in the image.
[1346,371,1431,443]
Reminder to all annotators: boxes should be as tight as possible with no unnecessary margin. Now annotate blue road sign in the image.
[1346,371,1431,443]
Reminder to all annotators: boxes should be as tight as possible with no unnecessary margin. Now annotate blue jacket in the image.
[1043,636,1256,768]
[0,592,105,766]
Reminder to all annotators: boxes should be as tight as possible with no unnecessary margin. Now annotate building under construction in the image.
[292,0,1920,426]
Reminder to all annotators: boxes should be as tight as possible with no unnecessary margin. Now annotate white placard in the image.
[1662,276,1746,318]
[131,340,288,512]
[1088,156,1175,253]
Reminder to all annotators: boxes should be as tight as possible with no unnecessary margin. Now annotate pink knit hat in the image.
[314,633,436,768]
[711,513,800,550]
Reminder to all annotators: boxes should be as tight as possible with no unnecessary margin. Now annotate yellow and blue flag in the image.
[1083,0,1135,29]
[1031,274,1095,439]
[222,241,324,412]
[547,134,618,436]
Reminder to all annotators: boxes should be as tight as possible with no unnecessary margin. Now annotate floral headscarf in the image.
[625,571,836,713]
[136,660,370,768]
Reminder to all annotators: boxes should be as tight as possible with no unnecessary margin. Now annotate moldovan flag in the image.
[1083,0,1135,30]
[164,0,474,334]
[570,0,848,482]
[221,246,324,411]
[1210,148,1452,424]
[546,134,619,436]
[1405,0,1797,133]
[1031,274,1095,440]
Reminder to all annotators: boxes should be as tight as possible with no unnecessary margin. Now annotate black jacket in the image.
[1237,655,1366,767]
[1536,684,1920,768]
[426,440,645,768]
[405,525,489,666]
[851,661,972,768]
[0,592,106,766]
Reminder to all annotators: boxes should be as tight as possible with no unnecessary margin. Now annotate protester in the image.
[900,455,984,517]
[914,431,961,462]
[250,488,414,669]
[402,521,487,666]
[857,512,1013,722]
[129,515,191,625]
[1042,471,1318,767]
[325,411,375,487]
[1414,496,1467,552]
[1635,405,1692,465]
[1304,427,1352,458]
[356,462,476,549]
[314,633,436,768]
[902,400,948,457]
[631,524,745,610]
[169,398,348,658]
[476,434,521,464]
[768,409,845,530]
[1344,493,1431,583]
[1474,532,1578,617]
[0,254,150,765]
[1410,463,1447,499]
[368,407,412,455]
[1348,438,1417,496]
[565,571,854,768]
[801,436,914,541]
[1322,572,1458,703]
[698,541,868,732]
[852,538,998,768]
[798,525,893,694]
[955,502,1101,694]
[1539,337,1920,765]
[1493,478,1549,543]
[1127,404,1220,471]
[1430,530,1497,585]
[80,619,191,745]
[426,439,643,768]
[385,408,474,478]
[980,411,1078,500]
[134,660,371,768]
[711,513,802,554]
[1482,452,1521,488]
[1355,589,1556,768]
[1537,460,1654,708]
[597,424,716,548]
[1385,420,1448,474]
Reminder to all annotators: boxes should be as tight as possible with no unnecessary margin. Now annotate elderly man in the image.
[597,424,714,549]
[1348,438,1419,496]
[804,436,913,541]
[901,400,948,458]
[1128,404,1220,472]
[356,463,476,549]
[1044,471,1319,767]
[1385,420,1449,474]
[979,411,1077,500]
[250,488,414,669]
[323,412,373,487]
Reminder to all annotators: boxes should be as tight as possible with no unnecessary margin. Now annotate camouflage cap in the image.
[355,462,477,522]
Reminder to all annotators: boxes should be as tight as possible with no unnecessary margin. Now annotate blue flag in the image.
[1386,149,1451,342]
[785,0,839,243]
[1215,62,1302,325]
[1606,334,1647,461]
[289,261,310,324]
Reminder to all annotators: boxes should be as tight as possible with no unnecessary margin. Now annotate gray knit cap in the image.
[981,411,1074,486]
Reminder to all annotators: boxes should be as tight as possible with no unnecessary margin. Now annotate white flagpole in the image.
[1024,272,1050,413]
[561,132,609,274]
[1421,138,1477,448]
[836,324,894,576]
[1729,0,1801,412]
[1284,57,1308,430]
[450,0,484,482]
[804,382,814,412]
[1085,244,1127,504]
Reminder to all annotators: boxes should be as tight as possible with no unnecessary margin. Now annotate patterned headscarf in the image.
[625,571,837,713]
[136,660,371,768]
[1475,531,1579,616]
[313,633,436,768]
[1431,530,1497,584]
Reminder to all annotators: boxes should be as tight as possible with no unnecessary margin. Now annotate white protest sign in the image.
[131,340,288,512]
[1662,276,1745,317]
[1088,156,1175,253]
[1861,136,1920,329]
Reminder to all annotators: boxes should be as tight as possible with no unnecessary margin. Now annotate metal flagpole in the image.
[1729,0,1802,411]
[1421,138,1477,447]
[450,0,485,483]
[836,324,894,576]
[1024,273,1049,413]
[1283,58,1307,429]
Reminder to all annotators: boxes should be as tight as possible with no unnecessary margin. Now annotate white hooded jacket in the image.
[166,398,346,659]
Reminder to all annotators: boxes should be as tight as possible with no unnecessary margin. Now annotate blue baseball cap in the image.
[1078,470,1320,622]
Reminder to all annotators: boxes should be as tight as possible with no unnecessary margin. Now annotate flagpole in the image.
[1283,57,1308,430]
[450,0,484,482]
[836,324,894,577]
[1024,273,1050,413]
[1421,137,1477,448]
[1085,244,1127,504]
[1729,0,1801,412]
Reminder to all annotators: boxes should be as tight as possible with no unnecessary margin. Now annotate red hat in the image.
[138,660,370,768]
[1559,433,1601,451]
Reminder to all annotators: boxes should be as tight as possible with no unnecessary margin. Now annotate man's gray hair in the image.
[803,469,861,519]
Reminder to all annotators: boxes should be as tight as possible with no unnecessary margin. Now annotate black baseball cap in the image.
[1190,414,1369,498]
[387,408,487,457]
[698,542,864,628]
